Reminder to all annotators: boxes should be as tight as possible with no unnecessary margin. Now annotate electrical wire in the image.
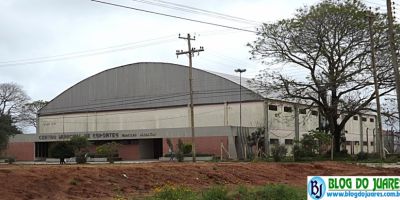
[91,0,257,33]
[131,0,261,25]
[0,36,177,67]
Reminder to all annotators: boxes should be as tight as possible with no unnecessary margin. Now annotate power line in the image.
[131,0,261,25]
[0,36,177,67]
[91,0,257,33]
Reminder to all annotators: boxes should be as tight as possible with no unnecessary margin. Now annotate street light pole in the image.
[235,68,246,158]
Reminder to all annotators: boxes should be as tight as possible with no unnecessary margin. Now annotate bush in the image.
[176,139,185,162]
[202,186,228,200]
[234,185,257,200]
[356,152,368,161]
[96,142,119,163]
[49,142,74,160]
[260,184,305,200]
[75,154,87,164]
[183,143,192,154]
[271,144,287,162]
[5,156,15,164]
[151,185,198,200]
[385,155,398,163]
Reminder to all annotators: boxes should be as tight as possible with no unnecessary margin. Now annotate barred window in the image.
[285,139,293,145]
[269,105,278,111]
[284,106,293,112]
[270,139,279,145]
[311,110,318,116]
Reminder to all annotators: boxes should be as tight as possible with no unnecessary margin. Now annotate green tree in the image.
[49,142,74,160]
[96,142,119,163]
[248,0,394,152]
[69,135,90,163]
[0,115,22,154]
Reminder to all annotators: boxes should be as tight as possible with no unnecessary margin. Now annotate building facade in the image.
[6,62,377,160]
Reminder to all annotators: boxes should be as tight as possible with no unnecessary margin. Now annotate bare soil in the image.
[0,161,399,199]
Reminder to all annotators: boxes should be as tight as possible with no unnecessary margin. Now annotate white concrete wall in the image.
[39,102,264,134]
[38,100,376,155]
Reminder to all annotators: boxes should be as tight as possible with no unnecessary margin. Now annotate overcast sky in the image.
[1,0,385,103]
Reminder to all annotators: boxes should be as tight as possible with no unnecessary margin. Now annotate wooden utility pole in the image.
[387,0,400,155]
[367,12,384,159]
[176,33,204,162]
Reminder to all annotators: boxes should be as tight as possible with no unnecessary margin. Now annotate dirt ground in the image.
[1,161,399,199]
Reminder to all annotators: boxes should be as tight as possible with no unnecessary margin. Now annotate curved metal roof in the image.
[39,62,264,116]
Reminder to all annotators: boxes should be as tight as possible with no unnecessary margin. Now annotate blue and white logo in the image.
[308,176,326,200]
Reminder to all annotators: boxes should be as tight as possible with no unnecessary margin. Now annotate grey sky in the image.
[2,0,332,103]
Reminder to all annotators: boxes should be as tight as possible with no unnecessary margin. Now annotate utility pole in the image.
[368,12,384,159]
[176,33,204,162]
[387,0,400,154]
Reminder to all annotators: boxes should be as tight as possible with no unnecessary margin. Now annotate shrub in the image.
[69,136,90,164]
[271,144,287,162]
[175,139,185,162]
[183,143,192,154]
[96,142,119,163]
[75,154,87,164]
[356,152,368,161]
[260,184,305,200]
[385,155,398,163]
[234,185,257,200]
[6,156,15,164]
[152,185,198,200]
[202,186,228,200]
[49,142,74,163]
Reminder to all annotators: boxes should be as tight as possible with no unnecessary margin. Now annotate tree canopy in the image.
[248,0,395,152]
[0,115,22,153]
[21,100,48,128]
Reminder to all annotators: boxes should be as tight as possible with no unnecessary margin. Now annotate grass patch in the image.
[146,184,305,200]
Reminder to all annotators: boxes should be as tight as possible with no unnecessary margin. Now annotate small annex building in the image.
[6,62,377,161]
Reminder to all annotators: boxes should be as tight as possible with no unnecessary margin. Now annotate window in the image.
[270,139,279,145]
[354,141,360,145]
[283,106,292,113]
[311,110,318,116]
[285,139,293,145]
[299,109,306,114]
[353,116,358,120]
[371,142,374,146]
[269,105,278,111]
[370,118,375,123]
[363,141,368,146]
[362,117,367,122]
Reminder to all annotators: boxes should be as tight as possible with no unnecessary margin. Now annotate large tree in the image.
[0,83,30,123]
[0,115,22,154]
[21,100,48,128]
[248,0,395,152]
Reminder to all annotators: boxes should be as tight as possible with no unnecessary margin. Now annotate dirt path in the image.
[0,161,399,199]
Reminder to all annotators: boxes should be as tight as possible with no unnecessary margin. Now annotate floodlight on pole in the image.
[235,68,246,159]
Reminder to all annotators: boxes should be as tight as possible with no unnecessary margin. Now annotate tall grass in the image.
[146,184,305,200]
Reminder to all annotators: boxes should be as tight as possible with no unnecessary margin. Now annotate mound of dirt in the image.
[0,161,398,199]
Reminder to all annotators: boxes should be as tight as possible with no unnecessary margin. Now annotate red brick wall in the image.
[163,136,228,156]
[6,142,35,161]
[118,143,140,160]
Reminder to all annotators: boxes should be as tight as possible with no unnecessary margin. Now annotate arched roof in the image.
[39,62,263,116]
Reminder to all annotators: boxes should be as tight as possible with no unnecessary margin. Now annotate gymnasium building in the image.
[6,62,377,161]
